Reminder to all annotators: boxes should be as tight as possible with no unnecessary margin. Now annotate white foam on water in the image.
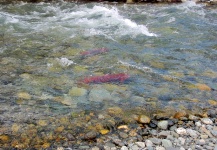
[58,5,157,37]
[177,1,206,17]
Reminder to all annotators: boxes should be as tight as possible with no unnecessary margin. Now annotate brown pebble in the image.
[138,115,151,124]
[174,111,186,119]
[83,131,98,140]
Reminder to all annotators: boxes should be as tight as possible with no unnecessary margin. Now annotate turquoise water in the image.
[0,1,217,121]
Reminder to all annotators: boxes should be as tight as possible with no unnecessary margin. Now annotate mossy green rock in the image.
[68,87,87,97]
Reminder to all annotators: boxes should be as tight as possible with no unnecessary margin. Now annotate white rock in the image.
[157,120,169,130]
[178,137,185,145]
[135,142,145,148]
[145,140,153,147]
[195,121,202,127]
[180,147,185,150]
[91,146,100,150]
[201,118,213,125]
[162,139,172,147]
[186,129,198,138]
[176,127,187,135]
[121,146,128,150]
[156,146,166,150]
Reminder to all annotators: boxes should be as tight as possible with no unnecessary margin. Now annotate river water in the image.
[0,1,217,126]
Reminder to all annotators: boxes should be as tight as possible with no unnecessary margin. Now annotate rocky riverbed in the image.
[0,104,217,149]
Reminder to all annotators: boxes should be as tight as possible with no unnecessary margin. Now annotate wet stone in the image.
[162,139,172,147]
[119,132,128,139]
[83,131,98,140]
[138,115,151,124]
[158,120,168,130]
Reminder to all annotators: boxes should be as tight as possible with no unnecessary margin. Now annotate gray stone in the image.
[135,142,145,148]
[79,146,90,149]
[201,134,208,139]
[147,146,154,150]
[195,121,202,127]
[162,139,172,147]
[180,147,185,150]
[158,120,169,130]
[201,118,213,125]
[156,146,165,150]
[211,130,217,137]
[159,131,170,138]
[195,145,203,150]
[89,88,111,102]
[166,135,174,141]
[131,144,139,150]
[178,137,185,145]
[188,115,199,120]
[149,137,162,145]
[112,138,125,146]
[119,132,128,139]
[170,131,179,138]
[121,146,128,150]
[91,146,100,150]
[186,129,198,138]
[145,140,153,147]
[165,147,180,150]
[205,145,214,150]
[196,139,205,145]
[214,145,217,150]
[209,143,215,147]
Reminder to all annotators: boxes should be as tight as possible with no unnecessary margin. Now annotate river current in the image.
[0,1,217,123]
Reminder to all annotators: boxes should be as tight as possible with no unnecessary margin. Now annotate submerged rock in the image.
[89,88,111,102]
[68,87,87,97]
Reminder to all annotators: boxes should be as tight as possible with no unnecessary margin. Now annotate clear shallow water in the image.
[0,1,217,122]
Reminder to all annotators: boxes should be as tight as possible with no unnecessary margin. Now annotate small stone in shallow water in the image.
[138,115,151,124]
[174,111,186,119]
[83,131,98,140]
[68,87,87,97]
[188,115,199,121]
[99,129,109,135]
[158,120,168,130]
[208,100,217,106]
[201,118,213,125]
[17,92,31,99]
[196,83,211,91]
[119,132,128,139]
